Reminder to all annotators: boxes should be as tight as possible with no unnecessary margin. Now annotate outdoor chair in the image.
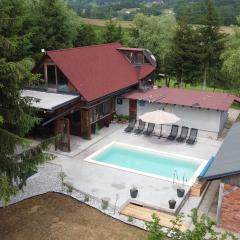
[134,119,146,134]
[186,128,198,145]
[167,125,179,141]
[143,123,155,136]
[124,119,136,133]
[176,126,189,142]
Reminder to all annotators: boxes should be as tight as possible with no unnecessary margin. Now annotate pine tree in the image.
[0,0,32,61]
[102,19,123,43]
[173,20,202,87]
[0,59,54,205]
[199,0,225,89]
[0,0,55,205]
[30,0,77,56]
[74,24,97,47]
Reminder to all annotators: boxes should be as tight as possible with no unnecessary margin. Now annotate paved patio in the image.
[52,123,221,214]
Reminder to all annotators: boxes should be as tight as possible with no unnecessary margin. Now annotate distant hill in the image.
[66,0,240,26]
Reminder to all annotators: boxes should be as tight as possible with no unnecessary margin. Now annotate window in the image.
[135,53,143,64]
[117,98,123,105]
[89,100,113,124]
[57,69,68,92]
[47,65,56,89]
[99,102,110,116]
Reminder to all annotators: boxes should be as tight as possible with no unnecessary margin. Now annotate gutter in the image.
[199,170,240,181]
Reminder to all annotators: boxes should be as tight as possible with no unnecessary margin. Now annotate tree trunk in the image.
[180,69,183,88]
[203,66,207,90]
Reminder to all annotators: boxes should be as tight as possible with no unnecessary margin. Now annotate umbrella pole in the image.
[160,124,162,138]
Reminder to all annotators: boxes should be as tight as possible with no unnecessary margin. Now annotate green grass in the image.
[156,79,226,93]
[231,102,240,110]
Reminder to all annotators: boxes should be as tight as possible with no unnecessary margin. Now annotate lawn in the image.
[0,193,147,240]
[80,17,234,34]
[80,17,133,28]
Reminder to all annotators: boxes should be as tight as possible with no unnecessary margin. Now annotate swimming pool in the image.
[85,142,207,185]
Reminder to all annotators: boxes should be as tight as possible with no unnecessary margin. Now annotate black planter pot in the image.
[168,199,176,209]
[177,188,185,198]
[130,188,138,198]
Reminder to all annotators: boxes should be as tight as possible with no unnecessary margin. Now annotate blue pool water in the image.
[94,144,201,181]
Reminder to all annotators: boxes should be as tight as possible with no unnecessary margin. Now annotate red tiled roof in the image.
[138,64,155,80]
[46,43,155,102]
[123,87,240,111]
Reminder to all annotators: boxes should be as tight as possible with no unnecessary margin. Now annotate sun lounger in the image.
[134,120,146,134]
[176,126,189,142]
[167,125,179,141]
[124,119,136,133]
[186,128,198,145]
[143,123,155,136]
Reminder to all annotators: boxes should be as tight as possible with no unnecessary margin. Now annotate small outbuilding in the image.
[116,87,240,139]
[200,122,240,233]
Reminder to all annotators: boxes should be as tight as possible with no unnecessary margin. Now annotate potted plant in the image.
[177,175,186,198]
[168,199,176,209]
[130,186,138,198]
[177,188,185,198]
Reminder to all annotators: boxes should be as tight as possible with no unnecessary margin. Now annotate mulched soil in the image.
[0,192,147,240]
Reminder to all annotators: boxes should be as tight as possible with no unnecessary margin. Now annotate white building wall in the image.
[219,111,228,133]
[115,98,129,116]
[137,102,224,139]
[116,99,226,140]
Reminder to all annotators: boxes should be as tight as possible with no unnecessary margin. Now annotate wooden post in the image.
[44,63,48,83]
[129,100,137,120]
[55,65,58,89]
[81,109,91,139]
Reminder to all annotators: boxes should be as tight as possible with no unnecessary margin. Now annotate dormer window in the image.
[43,63,69,92]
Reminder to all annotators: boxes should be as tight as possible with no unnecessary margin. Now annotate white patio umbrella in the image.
[139,110,180,136]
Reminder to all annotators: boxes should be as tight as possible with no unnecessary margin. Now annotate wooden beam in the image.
[44,63,48,83]
[81,109,91,139]
[55,65,58,89]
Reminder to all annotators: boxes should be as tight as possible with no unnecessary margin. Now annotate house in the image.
[199,122,240,233]
[116,87,240,139]
[22,43,156,143]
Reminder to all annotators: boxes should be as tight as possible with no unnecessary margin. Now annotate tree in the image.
[74,24,97,47]
[30,0,78,57]
[0,0,32,61]
[146,209,237,240]
[0,59,54,205]
[0,0,55,205]
[129,13,177,87]
[199,0,225,90]
[101,19,123,43]
[221,17,240,96]
[172,5,202,87]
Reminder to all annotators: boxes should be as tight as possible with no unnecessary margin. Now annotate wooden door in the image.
[129,100,137,120]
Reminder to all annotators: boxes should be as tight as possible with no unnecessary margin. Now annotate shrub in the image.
[84,195,89,202]
[66,184,73,194]
[101,199,109,210]
[58,171,66,191]
[127,216,134,223]
[146,209,237,240]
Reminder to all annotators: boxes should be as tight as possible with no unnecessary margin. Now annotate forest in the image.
[67,0,240,25]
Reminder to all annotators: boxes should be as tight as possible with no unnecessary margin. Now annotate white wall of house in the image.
[116,98,228,140]
[115,98,129,116]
